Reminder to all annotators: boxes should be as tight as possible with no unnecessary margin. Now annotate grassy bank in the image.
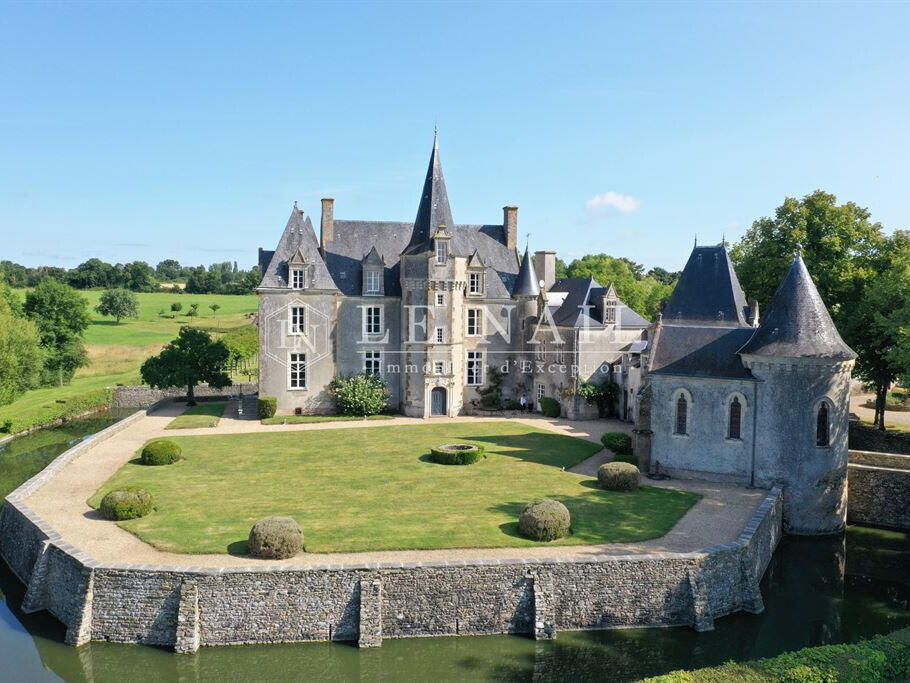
[0,291,257,434]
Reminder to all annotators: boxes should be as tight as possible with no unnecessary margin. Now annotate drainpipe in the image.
[750,380,759,488]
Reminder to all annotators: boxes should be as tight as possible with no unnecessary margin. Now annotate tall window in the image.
[366,270,381,294]
[728,396,742,439]
[289,306,306,335]
[435,292,445,306]
[291,268,305,289]
[469,272,482,295]
[466,308,483,336]
[364,306,382,335]
[364,350,381,375]
[675,395,688,435]
[435,327,444,343]
[436,240,448,264]
[466,351,484,386]
[816,402,830,447]
[536,383,545,401]
[604,301,616,324]
[289,352,306,389]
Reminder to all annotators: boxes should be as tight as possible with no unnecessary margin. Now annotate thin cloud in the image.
[586,191,641,215]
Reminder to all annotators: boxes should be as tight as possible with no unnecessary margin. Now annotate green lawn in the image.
[1,290,257,434]
[260,414,395,425]
[165,403,228,430]
[88,422,699,554]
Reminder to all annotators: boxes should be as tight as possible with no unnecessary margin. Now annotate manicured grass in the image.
[165,403,228,430]
[88,422,699,554]
[260,414,396,425]
[644,627,910,682]
[2,290,257,434]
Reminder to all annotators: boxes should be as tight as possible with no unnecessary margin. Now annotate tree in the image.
[140,327,231,405]
[0,284,44,406]
[68,258,115,289]
[23,279,91,385]
[155,259,182,281]
[170,302,183,312]
[121,261,158,292]
[186,303,199,317]
[646,267,680,286]
[563,253,673,319]
[578,378,620,418]
[209,303,221,316]
[95,288,139,324]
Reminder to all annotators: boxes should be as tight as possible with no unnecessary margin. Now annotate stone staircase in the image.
[237,394,259,420]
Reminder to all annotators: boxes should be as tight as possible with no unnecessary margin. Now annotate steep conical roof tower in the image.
[740,255,855,359]
[402,130,454,255]
[662,245,750,325]
[512,246,540,297]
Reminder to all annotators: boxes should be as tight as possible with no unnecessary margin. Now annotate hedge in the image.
[258,396,277,419]
[141,439,181,466]
[601,431,633,455]
[612,452,639,467]
[429,443,485,465]
[539,396,561,418]
[100,487,155,521]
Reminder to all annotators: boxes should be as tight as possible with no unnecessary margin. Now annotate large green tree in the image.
[95,288,139,324]
[563,253,674,319]
[140,326,231,404]
[23,279,91,385]
[0,284,44,406]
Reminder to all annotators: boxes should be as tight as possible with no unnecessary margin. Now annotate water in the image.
[1,415,909,681]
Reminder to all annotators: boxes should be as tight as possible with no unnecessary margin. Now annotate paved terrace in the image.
[24,402,766,569]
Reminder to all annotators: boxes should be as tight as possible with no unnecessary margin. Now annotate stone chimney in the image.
[320,198,335,254]
[748,299,760,327]
[503,206,518,252]
[534,250,556,291]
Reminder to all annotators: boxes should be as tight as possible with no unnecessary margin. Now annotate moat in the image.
[1,414,909,681]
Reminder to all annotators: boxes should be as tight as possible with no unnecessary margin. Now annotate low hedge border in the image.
[601,431,633,455]
[429,443,485,465]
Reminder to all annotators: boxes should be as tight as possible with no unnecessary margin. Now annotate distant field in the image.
[1,290,258,434]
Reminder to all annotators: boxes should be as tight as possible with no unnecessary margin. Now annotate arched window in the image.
[675,395,688,435]
[816,402,830,447]
[728,396,742,439]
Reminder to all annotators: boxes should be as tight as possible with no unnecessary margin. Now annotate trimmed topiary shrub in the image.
[100,487,154,520]
[248,516,303,559]
[429,443,484,465]
[141,439,181,466]
[539,396,561,418]
[518,499,571,541]
[258,396,277,419]
[612,451,639,467]
[597,462,640,491]
[601,431,633,455]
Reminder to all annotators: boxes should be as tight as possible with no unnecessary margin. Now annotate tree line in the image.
[0,258,260,295]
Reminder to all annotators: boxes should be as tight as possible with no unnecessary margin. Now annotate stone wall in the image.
[850,422,910,455]
[847,450,910,530]
[112,384,256,409]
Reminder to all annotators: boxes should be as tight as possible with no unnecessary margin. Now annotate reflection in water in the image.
[1,414,909,681]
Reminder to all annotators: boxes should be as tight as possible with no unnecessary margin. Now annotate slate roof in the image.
[547,278,650,328]
[259,208,339,290]
[739,255,856,360]
[512,247,540,297]
[662,245,750,326]
[402,131,454,256]
[650,325,756,379]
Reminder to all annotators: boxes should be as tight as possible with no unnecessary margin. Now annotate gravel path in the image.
[851,393,910,429]
[24,403,765,569]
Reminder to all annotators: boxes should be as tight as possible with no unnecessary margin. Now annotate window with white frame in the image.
[289,306,306,335]
[604,300,616,324]
[536,383,545,401]
[466,308,483,336]
[364,350,381,376]
[366,270,381,294]
[436,240,448,264]
[434,360,445,375]
[435,327,445,343]
[289,352,306,389]
[466,351,484,386]
[364,306,382,335]
[435,292,446,306]
[291,268,305,289]
[468,272,482,295]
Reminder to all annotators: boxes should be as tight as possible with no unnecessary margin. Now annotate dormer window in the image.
[469,272,483,295]
[288,246,309,290]
[366,270,381,294]
[604,300,616,324]
[291,268,305,289]
[436,240,448,264]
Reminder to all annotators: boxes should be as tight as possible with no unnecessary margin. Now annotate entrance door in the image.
[431,387,447,416]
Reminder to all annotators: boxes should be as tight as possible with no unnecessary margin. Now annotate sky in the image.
[2,1,909,272]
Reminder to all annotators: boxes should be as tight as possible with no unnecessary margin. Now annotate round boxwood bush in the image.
[429,443,484,465]
[248,516,303,559]
[518,499,571,542]
[258,396,278,419]
[601,431,633,455]
[597,462,640,491]
[100,487,154,521]
[141,439,181,466]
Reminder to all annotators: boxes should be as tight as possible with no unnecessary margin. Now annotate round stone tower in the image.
[740,255,856,535]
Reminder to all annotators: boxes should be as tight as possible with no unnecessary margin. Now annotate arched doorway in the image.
[431,387,447,416]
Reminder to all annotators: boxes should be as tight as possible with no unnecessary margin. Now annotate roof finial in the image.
[433,120,438,149]
[294,200,298,209]
[796,242,803,258]
[525,232,530,252]
[722,232,725,247]
[694,234,697,247]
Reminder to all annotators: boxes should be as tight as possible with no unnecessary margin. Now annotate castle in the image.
[256,135,855,534]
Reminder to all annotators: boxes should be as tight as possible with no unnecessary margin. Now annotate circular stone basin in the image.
[429,443,484,465]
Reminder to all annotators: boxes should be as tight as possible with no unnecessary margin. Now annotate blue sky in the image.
[2,1,908,272]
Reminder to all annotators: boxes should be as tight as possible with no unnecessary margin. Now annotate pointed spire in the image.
[739,255,856,359]
[512,246,540,297]
[403,131,453,255]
